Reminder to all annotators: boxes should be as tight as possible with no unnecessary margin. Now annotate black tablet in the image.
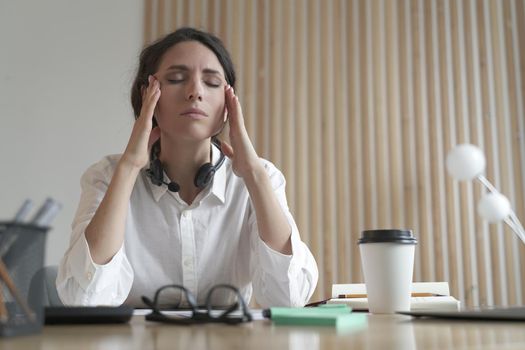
[398,306,525,321]
[45,305,134,324]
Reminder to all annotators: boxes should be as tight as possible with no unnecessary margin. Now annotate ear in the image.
[152,114,159,128]
[140,81,148,96]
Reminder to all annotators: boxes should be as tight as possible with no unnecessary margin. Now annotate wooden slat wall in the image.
[144,0,525,308]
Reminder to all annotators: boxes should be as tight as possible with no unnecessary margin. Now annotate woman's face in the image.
[153,41,227,142]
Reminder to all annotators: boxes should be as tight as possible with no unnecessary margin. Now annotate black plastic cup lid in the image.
[358,229,417,245]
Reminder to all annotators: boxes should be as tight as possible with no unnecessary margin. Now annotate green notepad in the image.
[267,304,367,329]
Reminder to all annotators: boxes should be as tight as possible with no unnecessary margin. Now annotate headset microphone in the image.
[167,182,181,192]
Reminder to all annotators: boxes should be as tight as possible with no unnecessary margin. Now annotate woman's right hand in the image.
[121,75,161,169]
[85,75,160,264]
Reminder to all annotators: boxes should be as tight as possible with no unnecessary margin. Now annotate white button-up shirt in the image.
[57,146,318,308]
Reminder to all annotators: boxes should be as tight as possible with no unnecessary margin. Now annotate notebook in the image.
[45,305,134,324]
[327,282,460,311]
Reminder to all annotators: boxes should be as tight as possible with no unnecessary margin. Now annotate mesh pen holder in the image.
[0,222,48,337]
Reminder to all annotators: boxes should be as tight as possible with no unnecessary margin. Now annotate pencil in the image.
[0,258,36,322]
[0,285,8,323]
[337,292,443,299]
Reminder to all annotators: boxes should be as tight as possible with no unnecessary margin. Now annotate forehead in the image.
[157,41,224,75]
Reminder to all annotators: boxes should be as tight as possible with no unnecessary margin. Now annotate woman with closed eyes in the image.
[57,27,318,308]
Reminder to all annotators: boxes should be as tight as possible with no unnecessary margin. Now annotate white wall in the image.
[0,0,144,265]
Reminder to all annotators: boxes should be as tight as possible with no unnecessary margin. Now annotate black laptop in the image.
[398,306,525,321]
[45,305,134,324]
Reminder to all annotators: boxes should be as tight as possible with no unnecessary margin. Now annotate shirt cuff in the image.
[256,227,305,282]
[68,232,126,293]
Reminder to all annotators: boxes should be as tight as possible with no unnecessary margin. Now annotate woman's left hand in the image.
[221,85,263,178]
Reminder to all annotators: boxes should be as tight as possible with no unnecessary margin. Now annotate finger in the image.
[225,86,244,128]
[145,77,160,101]
[224,86,236,119]
[221,140,234,158]
[141,77,161,120]
[141,75,155,99]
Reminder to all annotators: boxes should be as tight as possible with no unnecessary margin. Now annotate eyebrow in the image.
[166,65,223,77]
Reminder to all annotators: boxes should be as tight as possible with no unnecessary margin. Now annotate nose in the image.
[185,78,204,102]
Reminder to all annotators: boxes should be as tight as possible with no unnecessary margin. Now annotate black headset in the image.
[146,138,225,192]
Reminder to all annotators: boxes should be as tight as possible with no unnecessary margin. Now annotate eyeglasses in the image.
[141,284,253,325]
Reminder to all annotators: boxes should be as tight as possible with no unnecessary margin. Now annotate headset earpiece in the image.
[149,158,164,186]
[193,139,225,189]
[146,142,164,186]
[194,163,215,188]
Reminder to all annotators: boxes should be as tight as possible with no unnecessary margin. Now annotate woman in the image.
[57,27,318,308]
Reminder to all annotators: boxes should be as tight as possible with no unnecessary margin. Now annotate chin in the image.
[165,128,216,143]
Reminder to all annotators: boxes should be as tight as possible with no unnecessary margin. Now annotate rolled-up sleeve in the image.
[249,161,319,308]
[56,157,134,306]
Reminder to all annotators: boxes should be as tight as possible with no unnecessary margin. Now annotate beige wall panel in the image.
[145,0,525,307]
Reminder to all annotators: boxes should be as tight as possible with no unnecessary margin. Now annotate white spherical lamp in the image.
[446,144,486,181]
[477,192,511,223]
[445,143,525,245]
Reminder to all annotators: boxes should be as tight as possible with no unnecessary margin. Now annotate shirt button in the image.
[86,271,93,281]
[184,259,191,268]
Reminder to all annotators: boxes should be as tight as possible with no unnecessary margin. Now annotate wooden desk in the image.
[1,314,524,349]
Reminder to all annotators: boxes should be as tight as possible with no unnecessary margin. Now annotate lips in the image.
[180,108,207,119]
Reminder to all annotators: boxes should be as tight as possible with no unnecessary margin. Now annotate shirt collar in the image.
[145,143,227,204]
[146,170,169,202]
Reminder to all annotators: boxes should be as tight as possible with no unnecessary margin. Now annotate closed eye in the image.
[205,81,221,88]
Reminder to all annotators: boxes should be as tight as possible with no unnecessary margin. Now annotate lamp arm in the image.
[504,216,525,245]
[476,174,498,193]
[508,211,525,244]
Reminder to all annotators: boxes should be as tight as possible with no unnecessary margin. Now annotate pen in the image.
[305,298,331,307]
[0,199,35,258]
[30,197,62,226]
[337,292,444,299]
[13,199,33,223]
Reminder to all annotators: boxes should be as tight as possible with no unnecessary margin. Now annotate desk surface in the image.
[1,314,524,350]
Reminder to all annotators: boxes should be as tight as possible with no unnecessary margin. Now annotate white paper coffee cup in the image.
[358,229,417,314]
